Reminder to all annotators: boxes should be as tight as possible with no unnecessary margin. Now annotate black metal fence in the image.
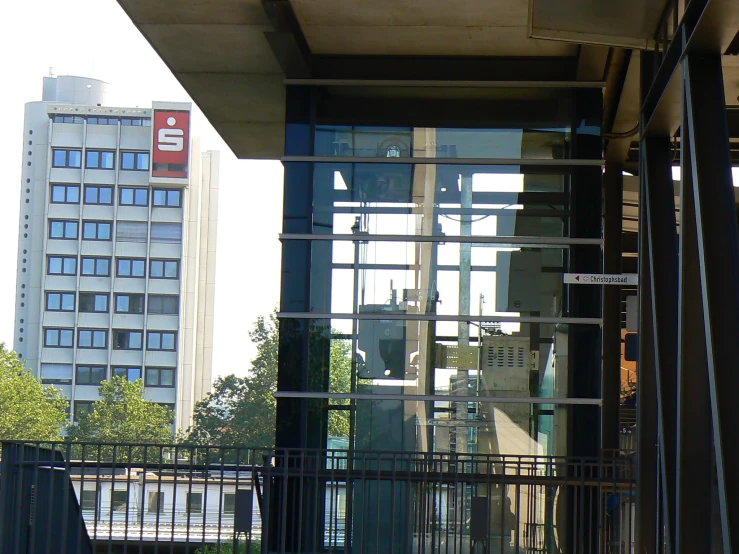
[0,442,635,554]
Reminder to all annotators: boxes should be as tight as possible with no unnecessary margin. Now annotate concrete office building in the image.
[13,75,219,430]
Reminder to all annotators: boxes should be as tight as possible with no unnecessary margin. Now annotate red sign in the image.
[152,110,190,178]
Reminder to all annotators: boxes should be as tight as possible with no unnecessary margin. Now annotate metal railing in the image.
[0,442,636,554]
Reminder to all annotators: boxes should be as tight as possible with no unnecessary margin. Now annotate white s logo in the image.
[158,116,184,151]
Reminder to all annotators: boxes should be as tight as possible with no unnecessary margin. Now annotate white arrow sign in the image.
[564,273,638,285]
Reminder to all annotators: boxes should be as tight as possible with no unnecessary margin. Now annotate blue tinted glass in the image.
[116,296,129,312]
[68,151,81,167]
[165,261,178,278]
[94,295,107,312]
[93,330,106,347]
[47,294,61,310]
[50,221,63,237]
[61,330,73,345]
[121,118,131,126]
[134,189,148,206]
[51,185,66,202]
[119,259,131,276]
[130,332,142,349]
[49,257,62,273]
[167,190,180,206]
[132,260,145,276]
[65,221,78,238]
[99,187,112,204]
[150,261,163,277]
[153,190,166,206]
[137,153,150,170]
[62,294,75,311]
[121,152,135,170]
[81,258,94,275]
[86,151,99,168]
[129,367,141,380]
[98,223,111,240]
[162,333,175,350]
[148,333,161,350]
[79,331,91,347]
[83,222,96,239]
[98,259,109,275]
[101,152,114,169]
[67,186,79,203]
[53,150,66,166]
[120,188,134,205]
[63,258,76,274]
[46,329,59,345]
[85,186,98,204]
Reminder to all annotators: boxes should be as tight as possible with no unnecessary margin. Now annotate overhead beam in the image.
[262,0,312,78]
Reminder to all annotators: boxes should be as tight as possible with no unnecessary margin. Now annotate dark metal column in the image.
[643,135,679,554]
[684,53,739,553]
[602,164,623,451]
[635,151,658,554]
[674,80,712,554]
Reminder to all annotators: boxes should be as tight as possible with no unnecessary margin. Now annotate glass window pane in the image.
[83,222,96,239]
[137,153,150,170]
[86,151,99,168]
[68,151,81,167]
[101,152,114,169]
[120,188,133,205]
[161,369,174,386]
[148,333,161,350]
[49,258,61,273]
[91,367,105,383]
[118,259,131,276]
[47,294,60,310]
[98,258,109,275]
[130,332,142,349]
[77,366,90,384]
[85,187,98,204]
[162,333,175,350]
[79,331,91,347]
[167,190,180,206]
[116,296,129,312]
[153,190,166,206]
[135,189,148,206]
[93,331,106,348]
[98,223,110,240]
[67,186,79,203]
[129,367,141,381]
[63,258,76,274]
[61,330,73,346]
[121,152,134,170]
[164,261,178,278]
[46,329,58,345]
[94,295,107,312]
[146,368,159,386]
[99,187,112,204]
[150,261,163,278]
[62,294,75,311]
[52,186,65,203]
[53,150,66,166]
[50,221,63,237]
[65,221,78,238]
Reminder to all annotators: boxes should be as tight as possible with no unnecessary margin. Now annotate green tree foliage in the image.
[0,344,68,441]
[187,313,352,448]
[67,377,174,445]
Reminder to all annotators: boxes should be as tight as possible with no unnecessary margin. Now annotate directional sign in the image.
[563,273,638,286]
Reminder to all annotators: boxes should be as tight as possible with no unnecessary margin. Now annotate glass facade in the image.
[277,87,603,462]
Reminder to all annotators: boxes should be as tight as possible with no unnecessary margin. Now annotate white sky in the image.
[2,1,284,377]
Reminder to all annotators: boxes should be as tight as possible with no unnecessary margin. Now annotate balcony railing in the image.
[0,442,635,554]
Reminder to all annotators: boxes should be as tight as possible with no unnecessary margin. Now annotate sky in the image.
[1,1,284,377]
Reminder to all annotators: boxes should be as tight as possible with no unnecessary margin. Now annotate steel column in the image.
[674,79,713,554]
[684,53,739,553]
[602,164,623,450]
[643,135,679,554]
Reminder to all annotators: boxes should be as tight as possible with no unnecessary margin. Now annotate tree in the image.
[67,377,174,446]
[0,344,68,441]
[187,312,353,448]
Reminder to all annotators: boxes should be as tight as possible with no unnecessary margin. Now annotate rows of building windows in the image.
[43,327,177,351]
[47,220,182,243]
[52,149,150,171]
[42,364,175,387]
[74,401,174,422]
[76,488,233,517]
[52,114,152,126]
[44,291,179,315]
[50,184,181,207]
[47,256,179,279]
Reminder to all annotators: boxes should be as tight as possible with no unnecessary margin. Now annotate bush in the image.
[194,538,260,554]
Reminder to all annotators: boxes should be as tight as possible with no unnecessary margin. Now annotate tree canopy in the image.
[186,312,352,447]
[66,376,174,444]
[0,344,68,441]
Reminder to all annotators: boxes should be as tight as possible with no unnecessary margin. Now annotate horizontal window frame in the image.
[77,328,108,349]
[120,151,150,172]
[75,365,107,386]
[282,155,605,167]
[146,331,177,352]
[50,184,80,204]
[47,255,77,276]
[149,259,179,280]
[82,220,112,241]
[119,187,150,207]
[277,312,603,325]
[112,366,143,381]
[116,258,146,278]
[145,366,176,388]
[85,149,116,170]
[84,185,114,206]
[43,327,75,348]
[152,188,182,208]
[274,391,604,405]
[147,295,180,316]
[114,293,145,314]
[279,233,602,247]
[78,292,110,314]
[45,291,76,312]
[80,256,111,277]
[52,149,82,168]
[113,329,144,350]
[48,220,79,240]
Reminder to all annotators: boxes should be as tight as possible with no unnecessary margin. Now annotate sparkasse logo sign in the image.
[152,110,190,178]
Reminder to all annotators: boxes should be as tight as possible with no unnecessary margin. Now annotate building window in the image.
[223,493,236,514]
[87,116,118,125]
[79,293,109,313]
[44,328,74,348]
[48,256,77,275]
[112,366,142,381]
[40,363,73,385]
[119,187,149,206]
[111,490,128,512]
[52,149,82,168]
[81,257,110,276]
[49,220,78,239]
[84,185,113,205]
[147,492,164,514]
[74,401,95,422]
[148,295,179,316]
[121,117,152,127]
[76,365,106,386]
[115,294,145,314]
[52,114,84,124]
[152,189,181,207]
[80,484,99,513]
[46,291,75,312]
[51,184,80,204]
[147,331,176,351]
[113,330,143,350]
[86,150,115,169]
[116,221,148,243]
[121,152,150,171]
[145,367,176,387]
[150,223,182,244]
[186,493,203,514]
[150,259,179,279]
[116,258,146,278]
[78,329,107,349]
[82,221,112,240]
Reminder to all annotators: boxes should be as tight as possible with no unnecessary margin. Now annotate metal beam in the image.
[684,52,739,554]
[643,136,679,554]
[602,164,623,450]
[283,79,605,88]
[674,78,712,554]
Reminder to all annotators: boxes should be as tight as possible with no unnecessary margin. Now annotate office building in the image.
[13,75,219,430]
